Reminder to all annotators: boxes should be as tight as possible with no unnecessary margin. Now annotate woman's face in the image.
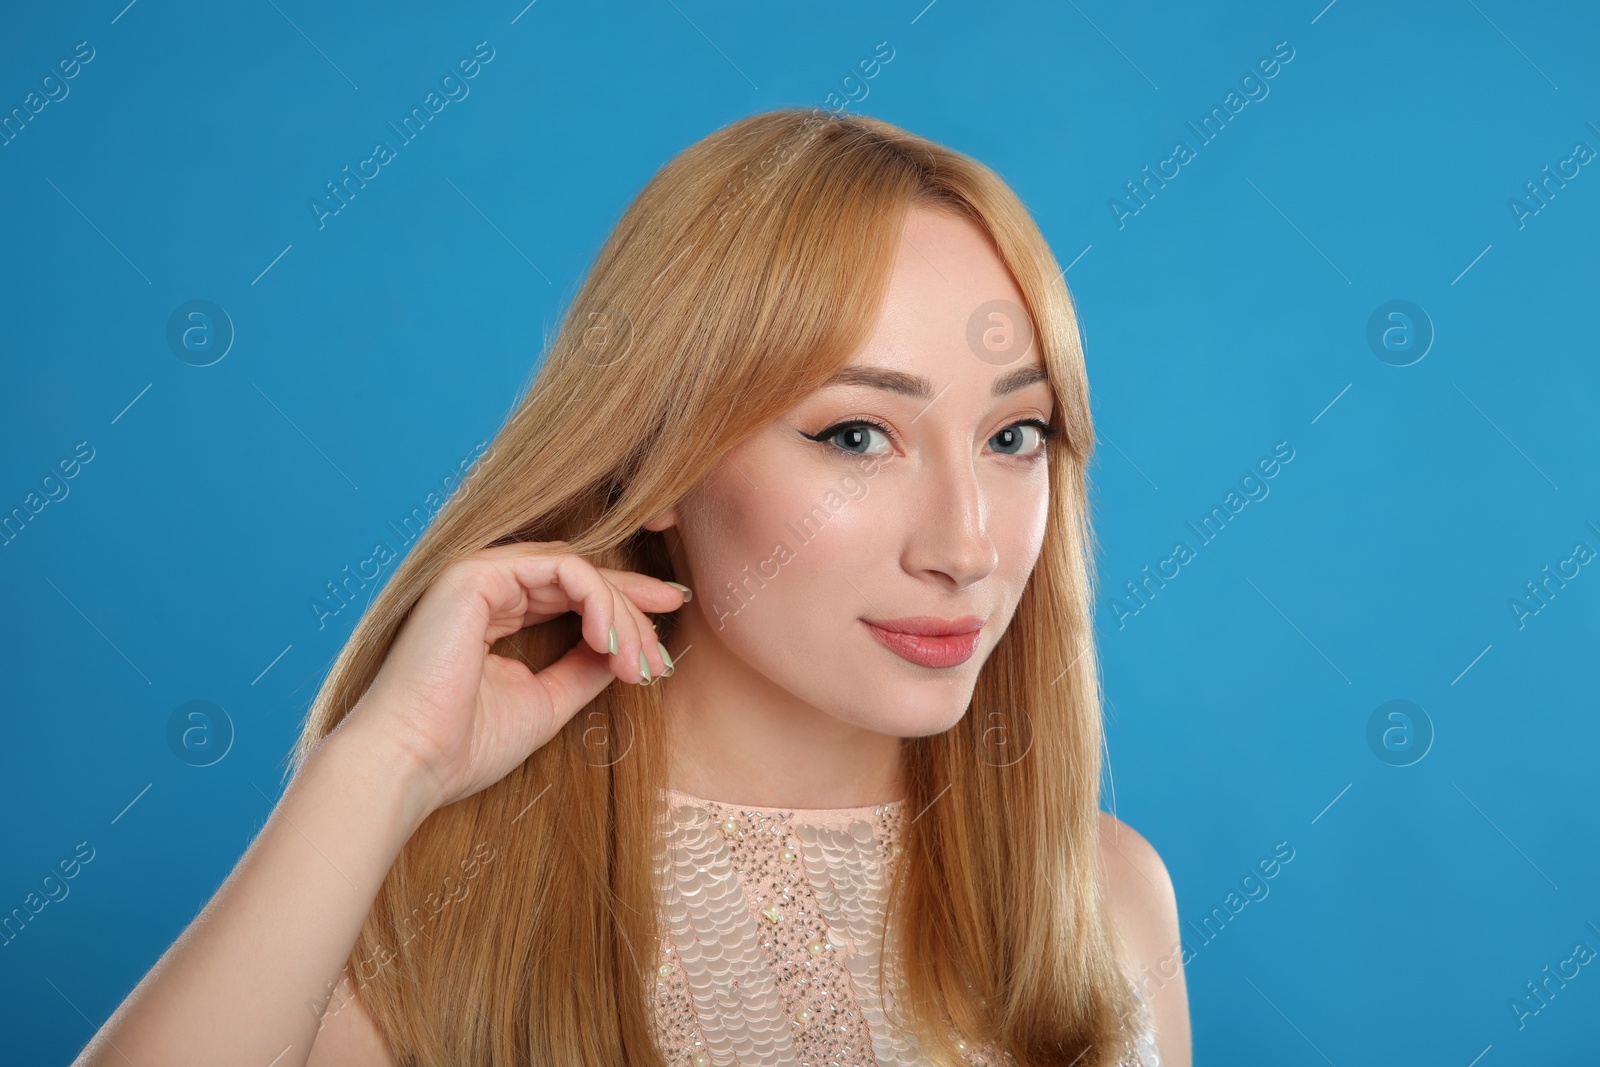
[648,205,1057,746]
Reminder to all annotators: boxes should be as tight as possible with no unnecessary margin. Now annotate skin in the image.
[645,205,1057,810]
[1099,811,1194,1066]
[644,204,1191,1063]
[306,205,1192,1065]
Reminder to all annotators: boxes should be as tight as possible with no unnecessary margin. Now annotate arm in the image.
[1097,811,1192,1067]
[306,965,400,1067]
[66,546,682,1067]
[69,721,433,1067]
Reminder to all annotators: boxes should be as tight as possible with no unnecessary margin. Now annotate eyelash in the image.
[804,416,1062,462]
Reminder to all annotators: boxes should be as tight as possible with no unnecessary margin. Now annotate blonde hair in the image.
[289,106,1141,1066]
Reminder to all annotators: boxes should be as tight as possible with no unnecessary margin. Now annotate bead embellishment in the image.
[648,787,1163,1067]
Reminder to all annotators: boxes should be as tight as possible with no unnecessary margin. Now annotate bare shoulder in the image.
[306,970,400,1067]
[1095,811,1192,1067]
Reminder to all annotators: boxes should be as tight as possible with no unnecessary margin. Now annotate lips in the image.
[861,615,985,669]
[865,615,983,636]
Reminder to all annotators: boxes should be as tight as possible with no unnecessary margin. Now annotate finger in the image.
[494,552,687,634]
[596,570,685,681]
[462,547,687,670]
[558,555,629,662]
[522,640,619,735]
[612,579,666,683]
[528,556,672,681]
[475,552,609,654]
[611,575,662,684]
[594,567,692,614]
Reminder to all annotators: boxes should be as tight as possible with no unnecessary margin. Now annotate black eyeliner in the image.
[800,416,895,444]
[802,416,1061,455]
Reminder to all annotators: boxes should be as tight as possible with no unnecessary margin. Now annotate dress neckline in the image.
[662,785,908,818]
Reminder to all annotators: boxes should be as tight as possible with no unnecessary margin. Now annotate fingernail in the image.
[657,641,675,676]
[638,649,652,684]
[665,581,692,602]
[609,625,619,656]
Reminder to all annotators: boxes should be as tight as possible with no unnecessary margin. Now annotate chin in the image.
[839,683,978,739]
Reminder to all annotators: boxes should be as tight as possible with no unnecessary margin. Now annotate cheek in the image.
[678,484,780,600]
[999,477,1051,580]
[680,455,889,638]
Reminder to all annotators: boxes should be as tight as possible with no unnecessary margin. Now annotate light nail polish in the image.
[638,649,652,684]
[609,625,619,656]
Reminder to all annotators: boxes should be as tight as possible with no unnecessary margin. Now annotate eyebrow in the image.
[820,363,1049,399]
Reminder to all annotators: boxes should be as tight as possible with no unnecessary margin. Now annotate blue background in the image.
[3,1,1597,1064]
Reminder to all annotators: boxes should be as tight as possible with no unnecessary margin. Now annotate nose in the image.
[904,450,998,588]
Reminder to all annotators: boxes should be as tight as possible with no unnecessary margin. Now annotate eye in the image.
[803,417,1063,461]
[992,418,1061,460]
[803,417,895,456]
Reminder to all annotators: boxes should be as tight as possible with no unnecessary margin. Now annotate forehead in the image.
[818,362,1048,403]
[836,206,1044,390]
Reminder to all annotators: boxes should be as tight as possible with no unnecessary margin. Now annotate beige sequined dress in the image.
[649,787,1163,1067]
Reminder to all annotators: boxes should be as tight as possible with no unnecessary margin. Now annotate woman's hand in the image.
[339,541,687,814]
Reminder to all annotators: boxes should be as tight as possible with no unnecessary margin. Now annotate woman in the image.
[72,108,1189,1067]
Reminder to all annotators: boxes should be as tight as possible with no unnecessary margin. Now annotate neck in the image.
[660,668,907,810]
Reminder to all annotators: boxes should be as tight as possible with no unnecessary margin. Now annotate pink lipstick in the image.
[861,615,984,669]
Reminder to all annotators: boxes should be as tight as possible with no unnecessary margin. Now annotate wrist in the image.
[316,717,440,839]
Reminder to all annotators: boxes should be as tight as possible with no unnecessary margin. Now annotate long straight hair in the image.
[288,106,1141,1066]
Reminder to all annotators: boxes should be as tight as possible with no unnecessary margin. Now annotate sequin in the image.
[650,788,1164,1067]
